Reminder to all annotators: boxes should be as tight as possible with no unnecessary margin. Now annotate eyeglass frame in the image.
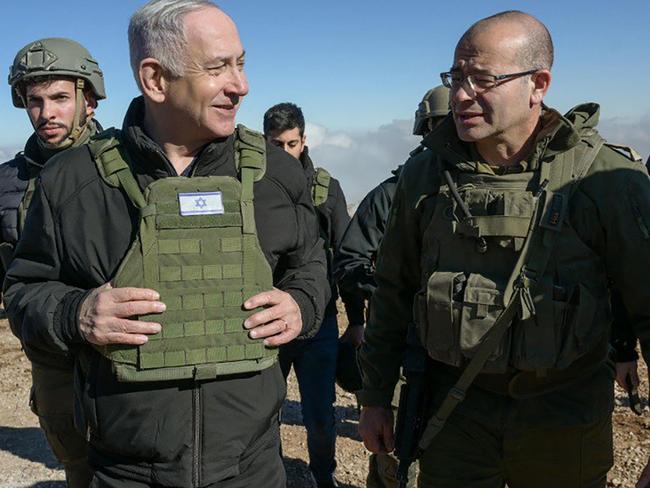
[439,69,539,94]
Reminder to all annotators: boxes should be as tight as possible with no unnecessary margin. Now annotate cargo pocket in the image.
[555,283,599,368]
[418,271,465,366]
[459,274,508,371]
[511,275,558,370]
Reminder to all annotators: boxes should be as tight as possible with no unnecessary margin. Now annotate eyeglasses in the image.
[440,69,538,94]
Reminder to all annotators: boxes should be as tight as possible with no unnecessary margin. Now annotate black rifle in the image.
[394,323,431,488]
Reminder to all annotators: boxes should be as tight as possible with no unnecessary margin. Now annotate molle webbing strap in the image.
[312,167,331,207]
[234,124,266,236]
[100,147,147,209]
[417,134,605,454]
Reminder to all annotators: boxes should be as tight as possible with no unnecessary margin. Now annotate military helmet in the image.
[8,37,106,108]
[412,85,450,136]
[336,340,363,393]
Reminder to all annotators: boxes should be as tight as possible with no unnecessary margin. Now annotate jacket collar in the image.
[299,146,316,178]
[120,96,234,178]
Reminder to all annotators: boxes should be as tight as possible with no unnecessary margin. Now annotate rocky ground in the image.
[0,314,648,488]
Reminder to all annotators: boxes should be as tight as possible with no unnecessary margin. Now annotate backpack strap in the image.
[88,128,146,210]
[312,167,331,207]
[17,176,37,236]
[417,133,605,454]
[234,125,266,235]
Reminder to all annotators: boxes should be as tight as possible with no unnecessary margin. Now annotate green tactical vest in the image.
[414,131,611,376]
[88,125,277,382]
[312,167,331,207]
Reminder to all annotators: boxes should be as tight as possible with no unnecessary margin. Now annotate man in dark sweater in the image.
[334,85,449,488]
[4,1,328,487]
[0,37,106,488]
[264,102,363,488]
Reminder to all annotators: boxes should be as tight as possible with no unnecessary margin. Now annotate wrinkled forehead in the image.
[183,7,244,61]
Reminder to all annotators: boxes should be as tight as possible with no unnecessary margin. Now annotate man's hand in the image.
[637,457,650,488]
[243,289,302,346]
[340,324,364,347]
[78,283,165,346]
[359,405,394,454]
[616,361,639,390]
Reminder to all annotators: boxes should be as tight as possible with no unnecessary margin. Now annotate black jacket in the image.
[4,97,328,486]
[334,166,402,325]
[300,147,363,321]
[0,121,102,281]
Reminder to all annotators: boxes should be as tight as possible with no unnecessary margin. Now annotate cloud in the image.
[308,112,650,204]
[598,113,650,164]
[306,119,420,203]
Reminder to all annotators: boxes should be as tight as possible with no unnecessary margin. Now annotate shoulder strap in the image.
[88,128,146,209]
[417,134,604,454]
[234,124,266,185]
[17,176,37,236]
[604,142,642,163]
[312,167,331,207]
[234,125,266,234]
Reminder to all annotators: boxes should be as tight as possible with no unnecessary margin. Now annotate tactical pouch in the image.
[511,281,599,371]
[459,274,509,371]
[417,271,512,373]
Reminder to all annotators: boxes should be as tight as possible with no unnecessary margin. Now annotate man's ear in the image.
[84,92,98,115]
[530,69,551,106]
[139,58,169,103]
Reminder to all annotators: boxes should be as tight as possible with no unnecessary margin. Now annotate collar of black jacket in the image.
[120,96,236,178]
[22,118,102,174]
[299,145,316,178]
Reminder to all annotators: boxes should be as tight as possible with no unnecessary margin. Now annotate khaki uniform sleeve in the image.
[577,150,650,366]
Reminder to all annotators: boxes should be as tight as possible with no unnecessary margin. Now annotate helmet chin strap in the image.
[37,78,94,151]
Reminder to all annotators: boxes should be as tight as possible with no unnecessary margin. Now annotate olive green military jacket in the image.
[358,103,650,408]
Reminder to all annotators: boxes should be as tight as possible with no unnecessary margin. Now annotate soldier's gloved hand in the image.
[359,405,394,454]
[243,288,302,346]
[616,360,639,390]
[78,283,165,346]
[636,456,650,488]
[340,324,364,347]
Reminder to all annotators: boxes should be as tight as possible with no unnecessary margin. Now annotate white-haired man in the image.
[4,1,328,486]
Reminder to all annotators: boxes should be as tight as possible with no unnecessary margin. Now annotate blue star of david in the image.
[195,197,207,209]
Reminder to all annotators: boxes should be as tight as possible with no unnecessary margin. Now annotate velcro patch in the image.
[178,192,224,216]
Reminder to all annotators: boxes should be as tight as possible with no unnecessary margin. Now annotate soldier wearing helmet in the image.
[333,85,449,488]
[0,37,106,488]
[412,85,450,137]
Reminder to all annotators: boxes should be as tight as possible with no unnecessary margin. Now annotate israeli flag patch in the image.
[178,192,224,216]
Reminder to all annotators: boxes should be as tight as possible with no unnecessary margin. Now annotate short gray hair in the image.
[128,0,217,91]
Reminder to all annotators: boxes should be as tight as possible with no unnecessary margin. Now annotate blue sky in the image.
[1,0,649,200]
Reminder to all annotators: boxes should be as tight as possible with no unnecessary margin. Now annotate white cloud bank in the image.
[307,113,650,204]
[306,119,420,203]
[598,113,650,165]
